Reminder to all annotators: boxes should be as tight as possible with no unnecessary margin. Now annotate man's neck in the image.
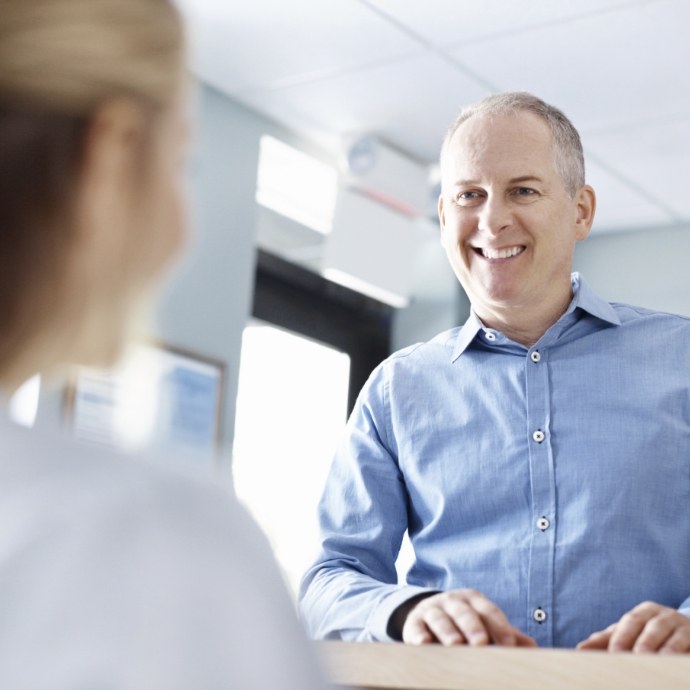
[475,290,574,348]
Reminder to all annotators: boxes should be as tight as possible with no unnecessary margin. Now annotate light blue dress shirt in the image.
[299,274,690,648]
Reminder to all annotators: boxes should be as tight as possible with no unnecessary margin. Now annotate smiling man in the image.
[300,92,690,653]
[438,100,593,348]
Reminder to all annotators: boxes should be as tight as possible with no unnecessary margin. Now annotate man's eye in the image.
[456,191,482,203]
[513,187,536,197]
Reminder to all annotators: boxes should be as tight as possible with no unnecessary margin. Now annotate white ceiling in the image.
[178,0,690,235]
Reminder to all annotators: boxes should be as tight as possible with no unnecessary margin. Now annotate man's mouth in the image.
[475,245,525,260]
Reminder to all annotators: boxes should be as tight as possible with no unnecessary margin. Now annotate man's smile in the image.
[473,245,526,260]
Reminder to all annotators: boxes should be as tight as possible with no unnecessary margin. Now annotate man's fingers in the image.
[632,606,690,653]
[424,606,470,646]
[659,624,690,654]
[579,603,690,654]
[577,627,614,651]
[401,589,530,648]
[632,607,679,652]
[402,618,435,646]
[515,630,539,647]
[445,600,491,646]
[608,603,657,651]
[404,595,484,646]
[402,601,464,646]
[401,606,445,645]
[463,590,520,646]
[402,613,467,646]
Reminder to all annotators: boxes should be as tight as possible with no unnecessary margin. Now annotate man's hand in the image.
[402,589,538,647]
[577,602,690,653]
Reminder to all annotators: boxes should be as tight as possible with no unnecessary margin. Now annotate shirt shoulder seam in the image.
[610,302,690,323]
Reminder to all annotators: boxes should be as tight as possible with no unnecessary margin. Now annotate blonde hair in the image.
[0,0,183,376]
[0,0,182,113]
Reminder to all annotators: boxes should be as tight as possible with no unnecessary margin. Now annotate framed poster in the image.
[65,342,225,468]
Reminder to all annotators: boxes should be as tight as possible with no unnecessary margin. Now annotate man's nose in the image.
[478,195,512,236]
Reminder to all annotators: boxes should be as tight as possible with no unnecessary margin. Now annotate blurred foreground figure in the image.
[0,1,325,687]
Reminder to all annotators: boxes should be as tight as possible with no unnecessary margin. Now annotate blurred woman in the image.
[0,1,325,687]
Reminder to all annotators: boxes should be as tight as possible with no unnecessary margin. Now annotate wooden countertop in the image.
[316,640,690,690]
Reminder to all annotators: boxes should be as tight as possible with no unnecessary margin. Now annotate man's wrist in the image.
[387,592,438,641]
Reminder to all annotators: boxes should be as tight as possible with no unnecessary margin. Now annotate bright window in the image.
[9,374,40,428]
[232,321,350,596]
[255,135,337,235]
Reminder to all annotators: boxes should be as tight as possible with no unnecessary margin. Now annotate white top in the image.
[0,415,326,689]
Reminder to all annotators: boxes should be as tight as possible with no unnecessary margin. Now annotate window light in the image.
[255,135,337,235]
[9,374,40,428]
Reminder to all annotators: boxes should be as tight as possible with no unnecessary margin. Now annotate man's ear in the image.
[438,194,446,241]
[574,184,596,241]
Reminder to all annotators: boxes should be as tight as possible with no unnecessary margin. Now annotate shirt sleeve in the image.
[298,362,436,641]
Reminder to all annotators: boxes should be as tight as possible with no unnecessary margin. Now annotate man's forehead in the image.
[442,111,556,179]
[451,110,551,148]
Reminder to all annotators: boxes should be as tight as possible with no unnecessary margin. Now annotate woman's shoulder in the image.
[0,415,256,561]
[0,417,326,689]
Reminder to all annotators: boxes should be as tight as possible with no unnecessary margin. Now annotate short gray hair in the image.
[440,92,585,198]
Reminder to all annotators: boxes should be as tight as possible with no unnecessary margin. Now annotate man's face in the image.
[438,111,593,324]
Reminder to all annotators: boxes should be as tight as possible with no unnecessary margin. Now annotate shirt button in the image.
[485,330,496,341]
[537,516,550,531]
[533,608,547,623]
[530,351,541,363]
[532,430,545,443]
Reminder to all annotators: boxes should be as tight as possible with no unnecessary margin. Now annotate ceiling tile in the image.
[365,0,653,49]
[584,116,690,224]
[178,0,422,96]
[585,157,676,233]
[238,52,489,161]
[446,0,690,131]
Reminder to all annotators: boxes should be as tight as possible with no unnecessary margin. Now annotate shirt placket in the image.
[525,346,556,646]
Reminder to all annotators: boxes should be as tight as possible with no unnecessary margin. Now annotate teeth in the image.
[481,246,524,260]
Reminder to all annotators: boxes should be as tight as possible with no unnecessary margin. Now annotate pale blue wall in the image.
[155,84,260,472]
[574,224,690,317]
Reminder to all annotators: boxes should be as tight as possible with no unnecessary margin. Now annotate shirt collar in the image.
[452,312,485,361]
[567,272,621,326]
[451,273,621,361]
